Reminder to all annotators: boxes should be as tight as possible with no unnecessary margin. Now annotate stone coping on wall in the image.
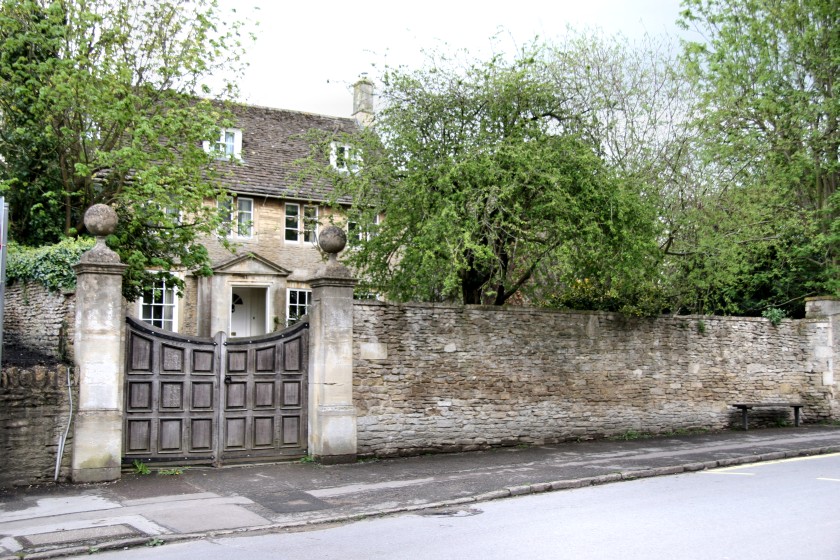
[352,299,811,325]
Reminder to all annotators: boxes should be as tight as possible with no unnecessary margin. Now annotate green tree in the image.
[0,0,250,299]
[543,32,703,313]
[545,32,697,194]
[0,0,63,245]
[678,0,840,315]
[315,50,661,308]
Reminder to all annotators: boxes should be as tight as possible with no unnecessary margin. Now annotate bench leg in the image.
[741,408,749,431]
[793,406,801,427]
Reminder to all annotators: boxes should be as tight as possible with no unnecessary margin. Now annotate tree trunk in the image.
[460,265,489,305]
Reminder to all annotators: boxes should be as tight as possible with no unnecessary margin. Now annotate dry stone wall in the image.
[3,282,75,363]
[0,365,76,487]
[353,302,836,457]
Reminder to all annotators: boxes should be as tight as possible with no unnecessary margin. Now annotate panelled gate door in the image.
[123,317,309,467]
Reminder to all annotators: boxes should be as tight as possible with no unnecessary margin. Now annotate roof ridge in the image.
[232,100,357,123]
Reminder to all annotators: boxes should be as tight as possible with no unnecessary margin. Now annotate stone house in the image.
[129,80,374,338]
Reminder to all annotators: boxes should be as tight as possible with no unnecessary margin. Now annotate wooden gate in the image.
[123,317,308,466]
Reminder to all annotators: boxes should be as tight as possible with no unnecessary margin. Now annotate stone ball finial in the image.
[84,204,118,237]
[318,225,347,255]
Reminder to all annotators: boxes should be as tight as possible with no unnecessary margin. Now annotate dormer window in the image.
[204,128,242,159]
[330,142,360,173]
[218,130,236,154]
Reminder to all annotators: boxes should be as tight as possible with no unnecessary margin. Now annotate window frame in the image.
[285,202,319,243]
[303,205,318,243]
[330,142,360,173]
[286,288,312,326]
[348,213,380,242]
[219,196,254,238]
[285,202,300,242]
[236,197,254,238]
[203,128,243,160]
[139,275,179,332]
[163,204,182,225]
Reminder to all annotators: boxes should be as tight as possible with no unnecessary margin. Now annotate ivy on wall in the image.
[5,238,95,292]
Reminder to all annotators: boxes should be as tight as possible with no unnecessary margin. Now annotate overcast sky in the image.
[218,0,690,117]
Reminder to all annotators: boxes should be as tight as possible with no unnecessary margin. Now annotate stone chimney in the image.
[352,73,374,127]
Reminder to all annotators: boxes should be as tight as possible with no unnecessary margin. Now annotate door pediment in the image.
[213,252,291,277]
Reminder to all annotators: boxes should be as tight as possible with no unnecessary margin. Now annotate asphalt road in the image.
[70,453,840,560]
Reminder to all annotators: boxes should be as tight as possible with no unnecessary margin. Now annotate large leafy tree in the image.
[677,0,839,316]
[541,30,812,317]
[540,19,838,317]
[317,51,661,307]
[0,0,249,299]
[542,32,703,313]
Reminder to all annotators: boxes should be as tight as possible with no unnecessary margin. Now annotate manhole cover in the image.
[419,507,483,517]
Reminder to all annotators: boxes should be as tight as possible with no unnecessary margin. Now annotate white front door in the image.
[230,287,268,337]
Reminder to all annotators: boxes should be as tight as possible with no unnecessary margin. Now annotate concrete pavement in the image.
[1,425,839,559]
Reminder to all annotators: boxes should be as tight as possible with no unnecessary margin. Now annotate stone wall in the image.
[804,297,840,419]
[3,282,75,363]
[353,302,837,457]
[0,365,76,487]
[4,276,836,475]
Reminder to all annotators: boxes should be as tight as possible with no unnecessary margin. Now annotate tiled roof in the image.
[221,103,358,203]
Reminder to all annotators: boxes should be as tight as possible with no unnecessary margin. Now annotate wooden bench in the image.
[731,403,803,430]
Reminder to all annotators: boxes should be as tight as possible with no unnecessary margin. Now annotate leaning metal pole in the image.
[0,197,8,369]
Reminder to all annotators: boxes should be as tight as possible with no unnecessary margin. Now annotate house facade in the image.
[131,80,373,338]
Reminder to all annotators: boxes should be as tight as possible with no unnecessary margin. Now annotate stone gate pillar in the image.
[71,205,127,483]
[308,226,357,464]
[805,296,839,421]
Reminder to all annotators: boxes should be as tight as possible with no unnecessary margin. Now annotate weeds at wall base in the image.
[608,427,711,441]
[131,460,151,475]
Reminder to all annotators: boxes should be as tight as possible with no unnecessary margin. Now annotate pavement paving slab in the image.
[18,524,142,548]
[249,490,332,514]
[142,503,271,533]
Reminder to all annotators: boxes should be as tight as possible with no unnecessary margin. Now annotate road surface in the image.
[75,453,840,560]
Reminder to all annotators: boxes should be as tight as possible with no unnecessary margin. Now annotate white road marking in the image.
[309,478,436,498]
[707,452,840,475]
[816,478,840,482]
[740,452,840,468]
